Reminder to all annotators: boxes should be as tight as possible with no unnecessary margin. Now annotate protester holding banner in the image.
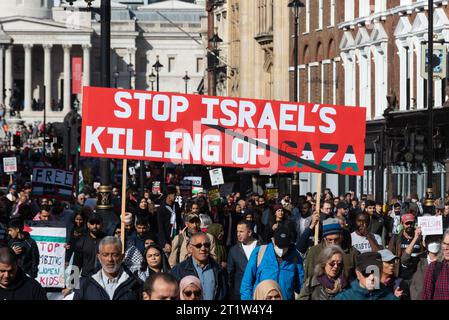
[0,247,47,300]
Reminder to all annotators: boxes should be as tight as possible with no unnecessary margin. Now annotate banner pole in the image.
[314,173,322,245]
[120,159,128,254]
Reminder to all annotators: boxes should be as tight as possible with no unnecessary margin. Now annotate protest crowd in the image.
[1,162,449,302]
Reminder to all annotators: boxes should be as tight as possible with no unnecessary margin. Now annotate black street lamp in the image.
[113,70,119,88]
[424,0,435,209]
[152,55,163,91]
[288,0,304,204]
[148,69,156,91]
[128,63,136,89]
[182,71,190,94]
[209,30,223,96]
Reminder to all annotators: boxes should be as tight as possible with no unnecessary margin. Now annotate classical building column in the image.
[4,45,12,108]
[43,44,52,113]
[128,48,136,89]
[0,46,4,104]
[23,43,33,113]
[82,44,91,88]
[63,44,71,114]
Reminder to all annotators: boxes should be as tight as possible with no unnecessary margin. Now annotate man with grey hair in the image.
[73,236,142,300]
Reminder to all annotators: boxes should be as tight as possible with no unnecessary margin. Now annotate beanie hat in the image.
[322,218,342,237]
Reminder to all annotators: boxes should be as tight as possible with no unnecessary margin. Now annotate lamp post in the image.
[182,71,190,94]
[424,0,435,209]
[128,63,136,89]
[209,30,223,96]
[152,55,163,91]
[113,70,119,88]
[148,69,156,91]
[288,0,304,204]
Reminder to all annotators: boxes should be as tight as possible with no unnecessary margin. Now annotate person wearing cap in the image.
[379,249,410,300]
[73,212,106,277]
[335,252,398,300]
[388,212,424,280]
[168,213,216,268]
[157,185,183,254]
[240,226,304,300]
[303,218,358,281]
[335,201,352,230]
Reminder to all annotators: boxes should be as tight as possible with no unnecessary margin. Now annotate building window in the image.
[168,57,175,73]
[375,0,386,13]
[330,0,336,26]
[318,0,323,29]
[359,0,370,17]
[196,57,203,73]
[344,0,354,21]
[306,0,310,33]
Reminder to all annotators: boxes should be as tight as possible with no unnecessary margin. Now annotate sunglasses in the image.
[183,290,202,298]
[404,222,414,226]
[191,242,211,249]
[328,261,343,268]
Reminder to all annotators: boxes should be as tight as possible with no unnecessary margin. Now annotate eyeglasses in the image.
[328,261,343,268]
[191,242,211,249]
[183,290,202,298]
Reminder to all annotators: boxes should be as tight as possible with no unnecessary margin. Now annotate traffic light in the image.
[413,133,425,164]
[70,113,82,155]
[13,131,21,148]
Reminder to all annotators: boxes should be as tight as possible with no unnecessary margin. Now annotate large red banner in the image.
[80,87,366,175]
[72,57,82,94]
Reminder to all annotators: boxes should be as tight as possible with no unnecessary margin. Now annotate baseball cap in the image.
[401,213,415,224]
[356,252,382,274]
[273,227,291,249]
[378,249,398,262]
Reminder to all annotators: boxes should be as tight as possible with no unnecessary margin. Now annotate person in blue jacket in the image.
[335,252,398,300]
[240,226,304,300]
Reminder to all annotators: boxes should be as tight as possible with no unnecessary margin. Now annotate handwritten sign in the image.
[29,225,66,288]
[418,215,443,236]
[266,188,279,200]
[3,157,17,174]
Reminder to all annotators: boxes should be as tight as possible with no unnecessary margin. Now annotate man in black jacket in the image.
[73,236,141,300]
[171,232,228,300]
[0,247,47,300]
[73,212,106,277]
[227,220,260,299]
[7,219,39,278]
[157,186,183,254]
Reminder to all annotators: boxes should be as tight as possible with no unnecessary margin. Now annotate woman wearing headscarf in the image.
[179,275,203,300]
[253,280,283,300]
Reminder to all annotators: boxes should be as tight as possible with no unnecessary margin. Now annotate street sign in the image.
[421,43,447,80]
[3,157,17,174]
[209,168,224,186]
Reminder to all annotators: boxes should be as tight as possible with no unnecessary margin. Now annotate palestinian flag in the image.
[340,146,359,173]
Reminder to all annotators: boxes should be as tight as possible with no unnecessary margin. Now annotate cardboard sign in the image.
[152,181,161,194]
[3,157,17,174]
[418,216,443,236]
[184,176,202,187]
[179,179,193,198]
[81,87,366,175]
[209,168,224,186]
[28,224,66,288]
[266,188,279,200]
[31,167,74,198]
[208,187,221,205]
